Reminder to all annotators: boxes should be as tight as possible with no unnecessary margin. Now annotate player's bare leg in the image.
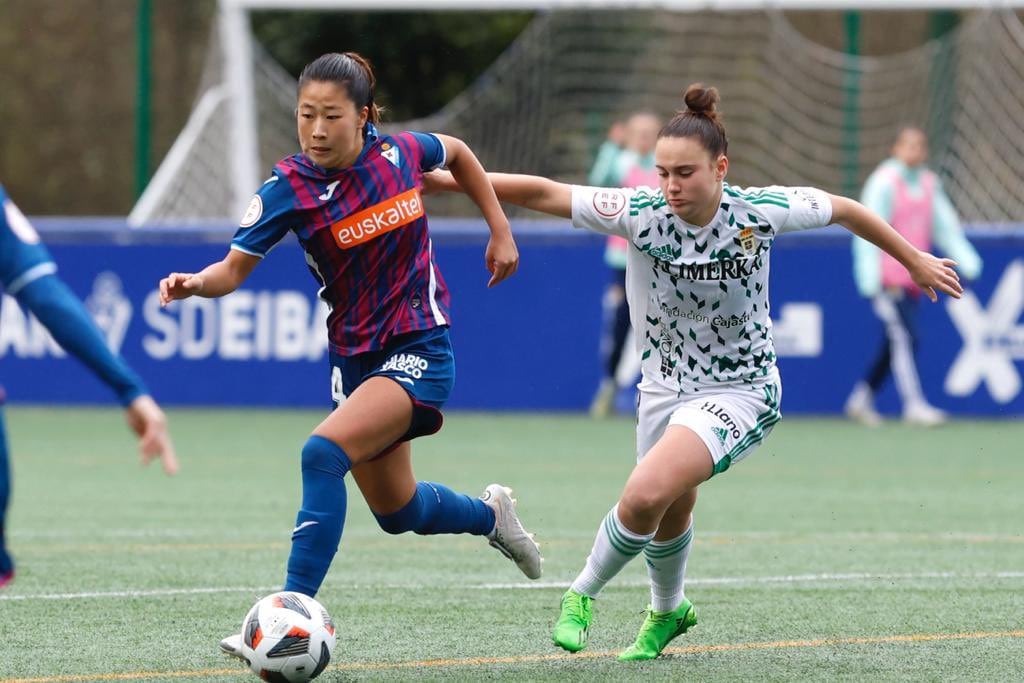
[351,442,417,515]
[654,489,697,541]
[314,377,413,463]
[618,426,711,533]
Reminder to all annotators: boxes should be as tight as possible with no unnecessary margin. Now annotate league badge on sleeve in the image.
[593,189,626,218]
[381,142,401,168]
[240,194,263,228]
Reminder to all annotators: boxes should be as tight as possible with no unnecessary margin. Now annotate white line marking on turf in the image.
[12,528,1024,544]
[475,571,1024,589]
[0,585,279,602]
[3,571,1024,602]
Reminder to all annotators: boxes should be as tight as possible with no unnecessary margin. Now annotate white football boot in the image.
[845,382,883,427]
[219,633,245,661]
[903,402,948,427]
[480,484,543,580]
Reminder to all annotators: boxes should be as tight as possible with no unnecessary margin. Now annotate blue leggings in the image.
[283,436,496,598]
[374,481,495,536]
[0,404,12,573]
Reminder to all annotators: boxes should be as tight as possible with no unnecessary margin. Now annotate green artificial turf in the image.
[1,408,1021,681]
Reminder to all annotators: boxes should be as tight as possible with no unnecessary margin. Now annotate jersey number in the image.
[331,366,346,407]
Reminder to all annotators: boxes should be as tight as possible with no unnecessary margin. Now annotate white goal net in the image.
[130,4,1024,226]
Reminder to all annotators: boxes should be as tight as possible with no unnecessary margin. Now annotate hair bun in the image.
[661,82,728,157]
[683,83,720,117]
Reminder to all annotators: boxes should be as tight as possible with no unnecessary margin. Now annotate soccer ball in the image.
[239,591,336,682]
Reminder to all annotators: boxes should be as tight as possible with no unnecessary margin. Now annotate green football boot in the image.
[552,589,593,653]
[618,598,697,661]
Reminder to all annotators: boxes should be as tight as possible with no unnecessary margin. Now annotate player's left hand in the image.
[910,251,963,302]
[486,232,519,288]
[125,395,179,476]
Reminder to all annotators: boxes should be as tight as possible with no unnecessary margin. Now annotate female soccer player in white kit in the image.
[427,84,963,661]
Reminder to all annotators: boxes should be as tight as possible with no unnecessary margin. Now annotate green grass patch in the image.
[1,408,1022,681]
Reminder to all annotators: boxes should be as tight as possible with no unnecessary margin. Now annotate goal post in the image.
[130,0,1024,226]
[220,4,261,221]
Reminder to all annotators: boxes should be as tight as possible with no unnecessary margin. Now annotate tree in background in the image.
[0,2,531,214]
[0,0,213,214]
[251,11,534,122]
[0,3,961,215]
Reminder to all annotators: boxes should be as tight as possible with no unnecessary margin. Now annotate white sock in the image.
[645,522,694,613]
[571,505,655,598]
[846,382,872,410]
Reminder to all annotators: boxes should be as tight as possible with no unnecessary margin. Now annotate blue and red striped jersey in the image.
[231,125,450,355]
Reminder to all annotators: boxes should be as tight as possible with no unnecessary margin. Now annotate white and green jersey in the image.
[572,183,833,394]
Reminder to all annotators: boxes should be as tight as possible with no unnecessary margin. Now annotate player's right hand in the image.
[159,272,204,306]
[125,395,179,476]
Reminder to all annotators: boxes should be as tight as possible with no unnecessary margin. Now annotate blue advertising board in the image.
[1,220,1021,415]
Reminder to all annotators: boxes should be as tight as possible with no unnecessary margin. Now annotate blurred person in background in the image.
[158,52,540,659]
[0,184,178,589]
[845,126,982,427]
[589,111,662,417]
[427,84,962,661]
[587,117,626,189]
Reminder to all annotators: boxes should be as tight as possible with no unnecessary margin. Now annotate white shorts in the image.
[636,374,782,476]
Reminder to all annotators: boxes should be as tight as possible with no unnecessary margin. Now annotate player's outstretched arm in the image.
[159,249,260,306]
[14,275,178,475]
[829,194,963,302]
[425,170,573,219]
[435,135,518,287]
[125,395,178,476]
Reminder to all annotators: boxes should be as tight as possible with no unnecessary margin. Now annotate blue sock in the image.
[375,482,495,536]
[0,406,12,575]
[284,436,351,597]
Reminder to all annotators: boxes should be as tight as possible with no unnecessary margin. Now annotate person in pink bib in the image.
[588,111,662,417]
[846,126,982,426]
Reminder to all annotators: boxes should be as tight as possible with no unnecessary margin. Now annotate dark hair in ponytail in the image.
[659,83,728,158]
[297,51,382,124]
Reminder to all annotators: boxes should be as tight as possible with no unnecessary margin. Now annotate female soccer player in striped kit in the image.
[158,52,542,655]
[427,84,963,661]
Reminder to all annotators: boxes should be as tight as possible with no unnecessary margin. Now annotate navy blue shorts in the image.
[329,326,454,443]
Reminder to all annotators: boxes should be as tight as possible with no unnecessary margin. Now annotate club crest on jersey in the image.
[739,227,756,254]
[381,142,400,168]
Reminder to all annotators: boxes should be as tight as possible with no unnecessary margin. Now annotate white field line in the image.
[3,571,1024,603]
[11,528,1024,542]
[478,571,1024,589]
[0,585,280,602]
